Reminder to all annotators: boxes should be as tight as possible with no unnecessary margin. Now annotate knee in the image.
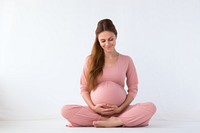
[61,105,71,119]
[145,102,157,114]
[61,105,81,120]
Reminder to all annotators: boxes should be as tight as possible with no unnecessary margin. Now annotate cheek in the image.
[112,40,116,45]
[99,43,105,48]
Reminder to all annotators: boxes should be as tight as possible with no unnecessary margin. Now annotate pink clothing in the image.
[61,54,156,127]
[91,81,127,106]
[61,102,156,127]
[80,54,138,98]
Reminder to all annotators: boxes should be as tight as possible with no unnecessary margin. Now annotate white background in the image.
[0,0,200,121]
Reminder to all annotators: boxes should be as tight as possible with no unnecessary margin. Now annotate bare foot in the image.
[99,116,109,121]
[93,117,123,127]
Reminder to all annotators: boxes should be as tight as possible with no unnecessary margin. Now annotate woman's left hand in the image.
[104,104,123,115]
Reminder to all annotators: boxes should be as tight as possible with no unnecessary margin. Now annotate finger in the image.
[104,108,114,111]
[102,111,115,116]
[98,103,107,107]
[106,104,117,108]
[105,104,112,107]
[104,106,116,110]
[102,109,114,114]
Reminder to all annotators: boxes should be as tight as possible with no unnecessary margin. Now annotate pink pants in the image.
[61,102,156,127]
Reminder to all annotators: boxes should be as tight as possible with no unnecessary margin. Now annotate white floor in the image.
[0,119,200,133]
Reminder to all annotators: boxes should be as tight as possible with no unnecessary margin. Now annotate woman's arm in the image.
[82,93,95,110]
[80,57,115,115]
[118,94,134,112]
[107,56,138,114]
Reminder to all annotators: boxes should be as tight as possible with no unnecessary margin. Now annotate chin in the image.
[104,50,115,53]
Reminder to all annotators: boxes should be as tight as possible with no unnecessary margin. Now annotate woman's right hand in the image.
[92,104,115,116]
[82,93,116,116]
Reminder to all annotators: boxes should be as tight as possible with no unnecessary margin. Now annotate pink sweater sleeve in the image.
[126,57,138,98]
[80,56,90,95]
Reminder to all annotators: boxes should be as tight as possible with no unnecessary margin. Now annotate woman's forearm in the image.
[82,93,95,110]
[119,93,134,112]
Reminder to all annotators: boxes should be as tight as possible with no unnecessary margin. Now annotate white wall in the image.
[0,0,200,121]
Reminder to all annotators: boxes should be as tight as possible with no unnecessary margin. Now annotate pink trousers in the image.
[61,102,156,127]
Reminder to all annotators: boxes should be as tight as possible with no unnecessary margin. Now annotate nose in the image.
[105,41,111,47]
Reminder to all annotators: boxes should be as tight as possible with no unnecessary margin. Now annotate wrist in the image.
[90,105,96,112]
[118,105,127,113]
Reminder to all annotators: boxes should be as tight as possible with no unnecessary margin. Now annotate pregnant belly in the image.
[90,81,127,106]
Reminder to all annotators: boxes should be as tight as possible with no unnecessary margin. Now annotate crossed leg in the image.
[92,102,156,127]
[61,102,156,127]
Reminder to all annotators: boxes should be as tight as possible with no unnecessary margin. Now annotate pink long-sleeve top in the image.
[80,54,138,99]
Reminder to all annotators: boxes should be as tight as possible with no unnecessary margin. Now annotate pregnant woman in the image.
[61,19,156,127]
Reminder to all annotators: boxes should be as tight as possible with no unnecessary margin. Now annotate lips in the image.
[105,45,113,49]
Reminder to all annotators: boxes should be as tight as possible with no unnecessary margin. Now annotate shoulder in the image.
[119,54,133,62]
[119,54,136,68]
[85,55,91,61]
[84,55,93,63]
[81,55,91,68]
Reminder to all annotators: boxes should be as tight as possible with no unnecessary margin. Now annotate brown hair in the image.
[87,19,118,92]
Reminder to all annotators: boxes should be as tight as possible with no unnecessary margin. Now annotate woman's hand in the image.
[93,104,113,116]
[105,104,123,114]
[93,104,122,116]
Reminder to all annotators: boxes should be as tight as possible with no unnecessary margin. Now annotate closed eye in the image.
[109,38,113,41]
[100,40,106,43]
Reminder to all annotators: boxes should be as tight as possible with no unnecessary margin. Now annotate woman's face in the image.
[98,31,117,53]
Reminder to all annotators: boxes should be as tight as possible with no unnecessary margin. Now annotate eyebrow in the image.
[99,36,114,41]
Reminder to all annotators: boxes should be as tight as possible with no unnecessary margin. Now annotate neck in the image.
[104,51,119,58]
